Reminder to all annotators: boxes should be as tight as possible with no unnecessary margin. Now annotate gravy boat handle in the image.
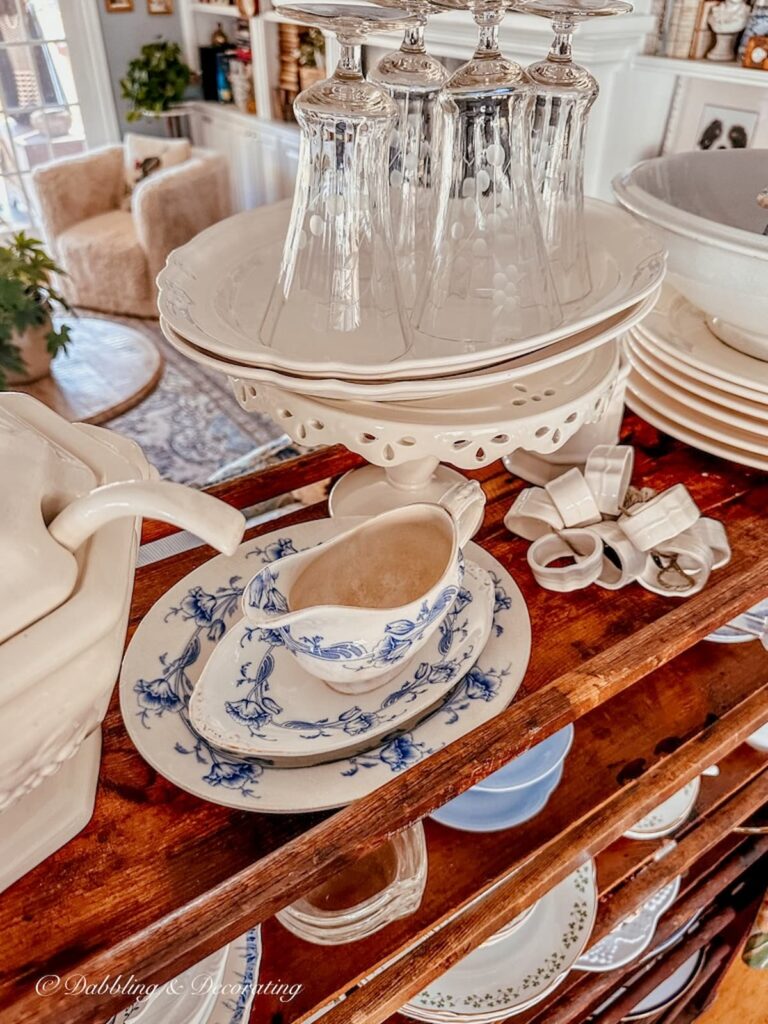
[439,480,486,548]
[48,481,246,555]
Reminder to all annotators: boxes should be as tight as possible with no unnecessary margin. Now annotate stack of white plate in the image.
[624,287,768,471]
[158,200,664,410]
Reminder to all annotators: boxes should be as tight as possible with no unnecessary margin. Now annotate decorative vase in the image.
[6,319,53,385]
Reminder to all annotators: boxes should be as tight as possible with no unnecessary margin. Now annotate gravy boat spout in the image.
[242,480,486,694]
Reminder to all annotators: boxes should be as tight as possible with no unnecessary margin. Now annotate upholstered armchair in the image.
[31,144,231,318]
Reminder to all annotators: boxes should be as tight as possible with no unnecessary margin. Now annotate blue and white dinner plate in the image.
[119,518,531,813]
[188,561,494,767]
[107,928,261,1024]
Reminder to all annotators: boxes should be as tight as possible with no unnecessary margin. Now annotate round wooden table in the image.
[16,317,163,425]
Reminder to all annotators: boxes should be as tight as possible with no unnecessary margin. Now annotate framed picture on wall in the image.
[663,77,768,152]
[105,0,134,11]
[147,0,174,12]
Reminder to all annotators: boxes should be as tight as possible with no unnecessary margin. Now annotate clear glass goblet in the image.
[414,0,562,348]
[260,4,419,364]
[520,0,632,305]
[368,0,449,309]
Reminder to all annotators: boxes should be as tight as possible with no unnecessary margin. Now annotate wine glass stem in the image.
[549,17,575,62]
[337,41,363,78]
[474,12,502,57]
[401,21,426,53]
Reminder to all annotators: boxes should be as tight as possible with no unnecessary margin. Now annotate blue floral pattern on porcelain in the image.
[131,538,514,800]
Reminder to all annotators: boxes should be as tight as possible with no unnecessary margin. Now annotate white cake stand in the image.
[232,342,622,515]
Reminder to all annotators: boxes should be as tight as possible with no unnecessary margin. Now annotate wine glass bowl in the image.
[520,0,633,305]
[414,0,563,347]
[260,4,419,363]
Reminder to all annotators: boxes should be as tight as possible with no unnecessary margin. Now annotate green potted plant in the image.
[0,231,72,389]
[120,39,191,123]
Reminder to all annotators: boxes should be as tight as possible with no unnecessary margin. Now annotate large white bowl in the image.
[613,150,768,361]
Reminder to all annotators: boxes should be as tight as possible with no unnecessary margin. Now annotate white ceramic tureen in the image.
[0,393,245,892]
[613,149,768,361]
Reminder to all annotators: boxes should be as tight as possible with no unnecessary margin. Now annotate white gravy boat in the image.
[242,480,486,693]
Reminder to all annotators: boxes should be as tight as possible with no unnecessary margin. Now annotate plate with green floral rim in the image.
[623,779,700,840]
[119,518,530,813]
[401,862,597,1022]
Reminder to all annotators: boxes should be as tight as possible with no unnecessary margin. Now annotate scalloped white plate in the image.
[119,519,530,813]
[157,199,664,381]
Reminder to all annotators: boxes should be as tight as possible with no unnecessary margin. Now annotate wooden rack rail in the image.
[1,416,767,1024]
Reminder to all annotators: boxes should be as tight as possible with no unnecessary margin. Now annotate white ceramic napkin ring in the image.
[677,517,731,571]
[617,484,700,552]
[527,529,603,593]
[504,488,565,541]
[591,520,648,591]
[545,468,602,528]
[584,445,635,518]
[639,534,714,597]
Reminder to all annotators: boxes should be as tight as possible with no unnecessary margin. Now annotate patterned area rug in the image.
[105,317,286,486]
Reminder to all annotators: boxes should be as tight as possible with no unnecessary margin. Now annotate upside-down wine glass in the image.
[414,0,562,349]
[368,0,449,309]
[260,4,418,364]
[520,0,632,305]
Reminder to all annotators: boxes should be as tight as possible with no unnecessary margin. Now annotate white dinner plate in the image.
[107,929,261,1024]
[161,290,658,403]
[626,389,768,472]
[627,375,768,457]
[157,199,665,381]
[637,288,768,394]
[401,862,598,1022]
[623,779,700,840]
[625,334,768,419]
[575,878,680,972]
[120,519,531,813]
[188,561,493,766]
[624,340,768,433]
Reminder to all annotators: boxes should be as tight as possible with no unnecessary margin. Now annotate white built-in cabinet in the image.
[179,0,766,213]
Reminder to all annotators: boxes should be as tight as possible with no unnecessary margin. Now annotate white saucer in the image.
[623,779,700,840]
[107,929,261,1024]
[625,389,768,472]
[637,289,768,394]
[575,878,680,972]
[189,561,494,767]
[402,862,598,1022]
[120,518,531,813]
[157,199,664,381]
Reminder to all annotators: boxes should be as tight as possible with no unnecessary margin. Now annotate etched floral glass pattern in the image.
[413,0,562,347]
[369,0,448,309]
[260,5,417,363]
[521,0,632,305]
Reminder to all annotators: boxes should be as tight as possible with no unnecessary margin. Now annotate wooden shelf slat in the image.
[2,417,768,1024]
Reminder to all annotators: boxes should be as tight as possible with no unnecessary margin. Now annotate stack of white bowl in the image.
[614,150,768,471]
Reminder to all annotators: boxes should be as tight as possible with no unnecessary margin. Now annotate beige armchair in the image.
[31,144,231,318]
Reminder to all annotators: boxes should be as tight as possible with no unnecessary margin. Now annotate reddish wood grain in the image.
[1,416,767,1024]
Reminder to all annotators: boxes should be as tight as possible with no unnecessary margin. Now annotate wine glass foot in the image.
[328,461,466,516]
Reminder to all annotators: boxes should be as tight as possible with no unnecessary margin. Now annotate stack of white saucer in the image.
[624,287,768,471]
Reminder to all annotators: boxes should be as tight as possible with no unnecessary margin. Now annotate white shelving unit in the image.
[635,52,768,86]
[178,0,694,212]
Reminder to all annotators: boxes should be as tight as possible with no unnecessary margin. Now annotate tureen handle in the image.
[48,480,245,556]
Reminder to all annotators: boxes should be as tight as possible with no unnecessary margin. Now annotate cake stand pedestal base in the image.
[328,460,466,516]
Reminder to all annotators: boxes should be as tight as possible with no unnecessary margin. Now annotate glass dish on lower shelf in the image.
[277,822,428,944]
